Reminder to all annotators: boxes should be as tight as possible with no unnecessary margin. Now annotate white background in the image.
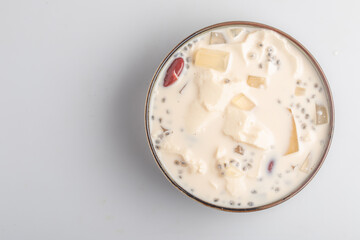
[0,0,359,239]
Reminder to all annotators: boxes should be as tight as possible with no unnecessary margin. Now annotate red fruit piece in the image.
[163,57,184,87]
[267,160,275,173]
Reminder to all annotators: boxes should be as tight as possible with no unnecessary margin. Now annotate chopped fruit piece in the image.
[216,146,227,159]
[316,104,328,125]
[284,109,299,155]
[163,58,184,87]
[209,180,219,190]
[194,48,230,72]
[295,87,306,96]
[210,32,226,44]
[247,75,266,89]
[229,28,242,38]
[197,72,224,111]
[223,106,274,149]
[300,153,311,173]
[231,93,256,111]
[234,145,244,155]
[225,166,243,177]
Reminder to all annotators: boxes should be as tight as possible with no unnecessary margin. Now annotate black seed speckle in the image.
[180,161,187,167]
[230,201,234,205]
[247,202,254,207]
[214,198,219,202]
[174,160,180,165]
[151,115,155,120]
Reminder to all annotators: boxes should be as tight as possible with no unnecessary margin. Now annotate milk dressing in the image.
[147,25,332,209]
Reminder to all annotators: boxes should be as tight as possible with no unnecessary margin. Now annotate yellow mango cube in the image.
[295,87,306,96]
[209,32,226,44]
[284,109,299,155]
[300,153,311,173]
[247,75,266,89]
[194,48,230,72]
[316,104,328,125]
[231,93,256,111]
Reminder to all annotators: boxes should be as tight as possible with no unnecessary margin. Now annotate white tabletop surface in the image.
[1,0,359,239]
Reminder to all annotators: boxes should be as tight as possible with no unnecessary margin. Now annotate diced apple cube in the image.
[225,166,243,177]
[284,109,299,155]
[210,32,226,44]
[194,48,230,72]
[231,93,256,111]
[247,75,266,89]
[300,153,311,173]
[295,87,306,96]
[229,28,242,38]
[316,104,328,125]
[215,146,227,159]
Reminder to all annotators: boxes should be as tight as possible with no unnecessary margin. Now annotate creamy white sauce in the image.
[148,25,332,209]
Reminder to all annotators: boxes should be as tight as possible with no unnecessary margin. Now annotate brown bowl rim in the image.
[144,21,335,212]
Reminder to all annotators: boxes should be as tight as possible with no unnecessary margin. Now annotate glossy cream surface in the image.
[148,25,332,209]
